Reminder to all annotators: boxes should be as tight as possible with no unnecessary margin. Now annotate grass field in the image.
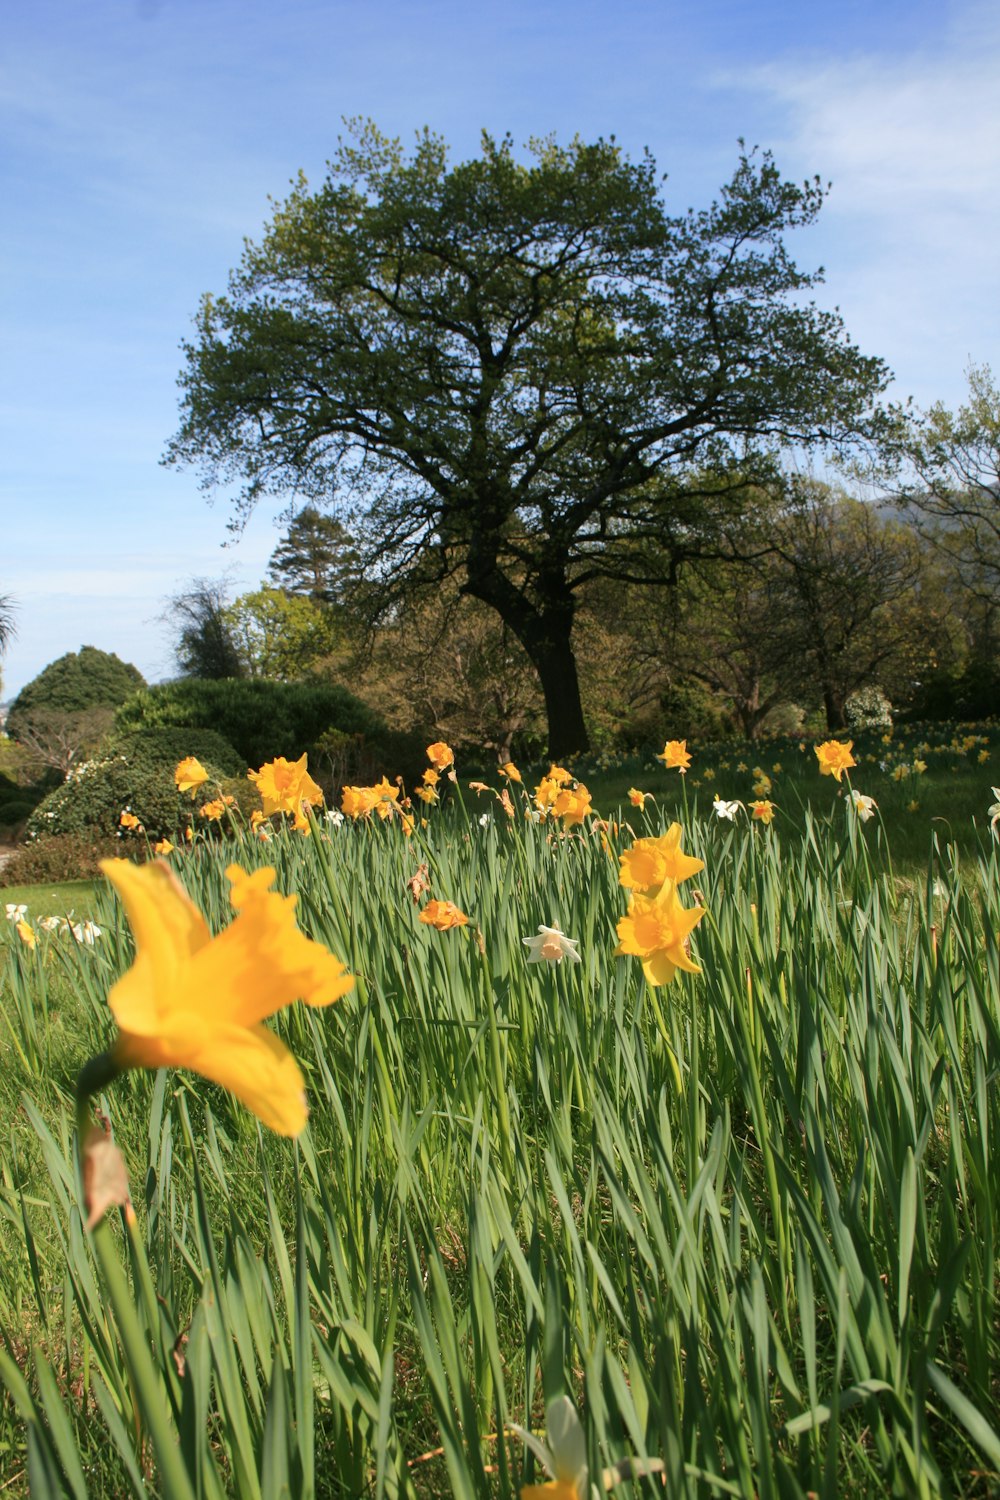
[0,727,998,1497]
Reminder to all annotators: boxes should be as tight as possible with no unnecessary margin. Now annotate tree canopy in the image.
[168,124,891,754]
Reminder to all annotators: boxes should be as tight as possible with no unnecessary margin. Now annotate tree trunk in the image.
[530,634,591,758]
[823,683,847,731]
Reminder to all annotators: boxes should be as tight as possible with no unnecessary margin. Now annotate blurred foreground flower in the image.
[174,757,209,795]
[419,898,469,930]
[5,903,27,921]
[514,1396,588,1500]
[815,740,856,781]
[657,739,691,772]
[989,787,1000,831]
[15,919,36,950]
[523,924,581,964]
[98,859,353,1136]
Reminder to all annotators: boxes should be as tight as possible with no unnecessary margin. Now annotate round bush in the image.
[25,727,252,842]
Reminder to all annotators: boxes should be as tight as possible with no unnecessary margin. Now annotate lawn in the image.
[0,727,998,1497]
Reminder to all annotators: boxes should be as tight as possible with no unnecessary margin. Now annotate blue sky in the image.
[2,0,998,698]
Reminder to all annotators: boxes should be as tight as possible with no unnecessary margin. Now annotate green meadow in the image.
[1,729,999,1497]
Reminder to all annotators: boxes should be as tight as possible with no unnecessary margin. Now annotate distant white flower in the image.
[326,809,345,827]
[69,921,102,945]
[712,797,742,821]
[37,916,62,932]
[478,812,493,828]
[850,789,878,822]
[5,904,27,921]
[522,924,581,965]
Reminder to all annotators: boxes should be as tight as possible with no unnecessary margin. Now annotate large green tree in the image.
[168,124,890,755]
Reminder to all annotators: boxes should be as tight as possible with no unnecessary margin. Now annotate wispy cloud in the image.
[730,2,1000,407]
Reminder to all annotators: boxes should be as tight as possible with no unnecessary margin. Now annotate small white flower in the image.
[70,921,102,945]
[326,809,345,827]
[5,903,27,922]
[850,789,878,822]
[522,924,582,965]
[712,797,742,821]
[478,812,493,828]
[989,787,1000,831]
[37,916,62,932]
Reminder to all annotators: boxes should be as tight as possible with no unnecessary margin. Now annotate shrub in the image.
[2,832,125,885]
[115,678,388,773]
[25,727,252,842]
[6,646,145,743]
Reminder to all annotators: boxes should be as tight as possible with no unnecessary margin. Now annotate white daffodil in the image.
[37,916,62,931]
[326,809,345,827]
[5,903,27,921]
[712,797,742,821]
[850,789,878,822]
[522,924,582,965]
[478,811,493,828]
[989,787,1000,831]
[69,921,102,945]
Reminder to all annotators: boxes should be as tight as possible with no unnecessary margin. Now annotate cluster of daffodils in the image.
[614,822,705,987]
[532,765,593,826]
[6,902,102,949]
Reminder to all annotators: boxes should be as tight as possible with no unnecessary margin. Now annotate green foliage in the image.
[224,586,342,679]
[6,646,145,742]
[2,831,125,885]
[24,727,247,842]
[167,124,891,756]
[115,677,387,769]
[267,505,361,604]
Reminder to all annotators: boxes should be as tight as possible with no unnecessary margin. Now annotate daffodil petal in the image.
[101,860,211,1034]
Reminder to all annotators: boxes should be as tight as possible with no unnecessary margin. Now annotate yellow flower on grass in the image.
[153,838,176,855]
[616,879,704,987]
[750,799,776,824]
[628,788,650,808]
[99,859,353,1137]
[552,783,592,826]
[815,740,856,781]
[419,899,469,930]
[16,919,36,950]
[618,823,704,894]
[175,758,209,795]
[248,754,323,817]
[119,810,141,831]
[199,798,234,822]
[546,764,572,786]
[534,776,560,811]
[426,741,454,771]
[657,739,691,772]
[414,784,438,804]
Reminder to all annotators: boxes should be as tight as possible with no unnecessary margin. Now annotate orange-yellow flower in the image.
[552,783,592,826]
[750,799,776,825]
[814,740,856,781]
[426,741,454,771]
[414,784,438,804]
[175,758,209,795]
[534,776,560,811]
[422,767,440,786]
[248,754,323,817]
[199,799,228,822]
[520,1483,579,1500]
[99,859,353,1135]
[618,823,704,893]
[153,838,176,855]
[628,788,650,808]
[500,761,522,783]
[615,879,704,987]
[371,776,400,820]
[16,919,36,950]
[546,764,572,786]
[419,899,469,930]
[657,739,692,773]
[250,810,267,832]
[119,810,142,831]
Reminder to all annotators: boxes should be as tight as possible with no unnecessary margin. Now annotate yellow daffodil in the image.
[520,1483,579,1500]
[119,810,141,831]
[153,838,176,855]
[628,788,649,807]
[534,776,560,810]
[500,761,522,783]
[175,757,209,795]
[422,767,440,786]
[16,919,36,950]
[615,879,704,987]
[750,799,776,824]
[618,823,704,894]
[552,783,592,826]
[100,859,353,1136]
[248,754,323,817]
[418,899,469,930]
[815,740,856,781]
[199,799,228,822]
[414,785,438,804]
[657,739,691,773]
[426,741,454,771]
[546,764,572,786]
[499,788,515,819]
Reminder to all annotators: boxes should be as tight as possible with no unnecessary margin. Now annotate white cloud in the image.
[730,3,1000,409]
